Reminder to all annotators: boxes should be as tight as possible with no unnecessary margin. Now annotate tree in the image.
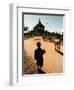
[24,27,29,31]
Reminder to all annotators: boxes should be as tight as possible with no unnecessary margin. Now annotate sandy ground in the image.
[24,37,63,73]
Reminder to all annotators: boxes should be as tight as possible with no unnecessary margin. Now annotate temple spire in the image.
[38,18,41,24]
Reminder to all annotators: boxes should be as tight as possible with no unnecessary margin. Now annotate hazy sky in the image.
[24,14,64,33]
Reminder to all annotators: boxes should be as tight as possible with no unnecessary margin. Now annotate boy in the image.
[34,42,46,70]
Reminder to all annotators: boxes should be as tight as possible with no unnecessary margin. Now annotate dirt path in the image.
[24,37,63,73]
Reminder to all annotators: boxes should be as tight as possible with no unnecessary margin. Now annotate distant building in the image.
[33,19,45,35]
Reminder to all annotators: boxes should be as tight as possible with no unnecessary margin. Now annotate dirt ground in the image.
[24,36,63,73]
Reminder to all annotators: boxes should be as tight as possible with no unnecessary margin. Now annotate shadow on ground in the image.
[38,69,46,74]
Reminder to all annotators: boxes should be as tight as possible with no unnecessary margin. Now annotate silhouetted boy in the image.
[34,42,46,71]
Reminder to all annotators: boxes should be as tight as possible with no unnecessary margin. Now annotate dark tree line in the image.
[24,29,63,41]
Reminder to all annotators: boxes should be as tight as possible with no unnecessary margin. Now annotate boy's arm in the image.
[34,50,37,60]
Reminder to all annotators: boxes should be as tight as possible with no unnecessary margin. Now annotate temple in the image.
[33,19,45,35]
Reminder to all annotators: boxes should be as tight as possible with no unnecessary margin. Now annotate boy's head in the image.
[37,42,41,48]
